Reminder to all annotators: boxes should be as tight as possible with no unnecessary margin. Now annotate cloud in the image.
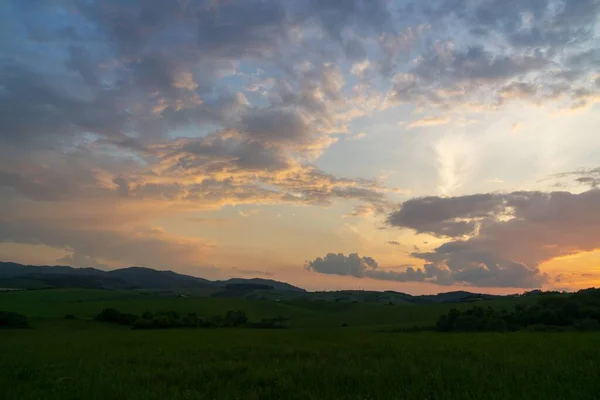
[56,253,109,269]
[230,267,275,277]
[306,253,377,278]
[305,253,426,282]
[347,132,367,140]
[304,251,543,288]
[386,189,600,288]
[552,167,600,189]
[239,108,313,146]
[407,116,450,128]
[382,0,600,111]
[0,208,212,270]
[187,217,229,225]
[1,0,599,276]
[387,193,506,238]
[238,209,260,218]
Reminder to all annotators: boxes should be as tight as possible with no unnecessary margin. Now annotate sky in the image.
[1,0,600,294]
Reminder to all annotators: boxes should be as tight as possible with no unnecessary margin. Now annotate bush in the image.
[64,314,76,320]
[574,317,600,331]
[95,308,284,330]
[0,311,29,329]
[95,308,138,326]
[247,317,289,329]
[223,310,248,327]
[132,311,213,330]
[132,311,181,329]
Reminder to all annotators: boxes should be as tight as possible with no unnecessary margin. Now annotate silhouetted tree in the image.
[95,308,137,326]
[436,288,600,332]
[224,310,248,327]
[0,311,29,329]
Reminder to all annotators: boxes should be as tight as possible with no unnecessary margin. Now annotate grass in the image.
[0,288,530,328]
[2,289,599,399]
[2,320,600,399]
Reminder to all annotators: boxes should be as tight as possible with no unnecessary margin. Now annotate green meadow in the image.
[2,289,600,399]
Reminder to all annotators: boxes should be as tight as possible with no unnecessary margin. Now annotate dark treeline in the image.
[95,308,289,330]
[437,288,600,332]
[0,311,29,329]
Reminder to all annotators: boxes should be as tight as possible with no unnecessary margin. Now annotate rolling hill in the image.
[1,261,523,304]
[0,262,303,292]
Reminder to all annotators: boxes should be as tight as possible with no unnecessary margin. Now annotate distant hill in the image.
[0,261,525,303]
[416,291,501,304]
[0,262,304,292]
[302,290,500,305]
[106,267,212,289]
[217,278,306,293]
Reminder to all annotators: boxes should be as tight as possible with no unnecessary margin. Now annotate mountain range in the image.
[0,261,304,292]
[0,261,514,303]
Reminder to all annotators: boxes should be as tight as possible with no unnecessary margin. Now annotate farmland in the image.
[2,289,600,399]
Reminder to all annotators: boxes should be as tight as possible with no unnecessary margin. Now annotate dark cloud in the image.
[0,65,128,144]
[411,246,547,288]
[113,177,130,197]
[387,189,600,288]
[65,46,99,87]
[306,0,394,42]
[304,250,544,288]
[305,253,427,282]
[168,134,291,173]
[240,108,313,146]
[417,46,548,84]
[577,177,600,188]
[195,0,291,59]
[306,253,378,278]
[387,193,505,237]
[552,167,600,188]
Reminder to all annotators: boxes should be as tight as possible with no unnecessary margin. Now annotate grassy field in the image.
[0,288,529,328]
[2,289,600,399]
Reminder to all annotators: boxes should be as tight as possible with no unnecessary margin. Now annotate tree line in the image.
[436,288,600,332]
[95,308,289,329]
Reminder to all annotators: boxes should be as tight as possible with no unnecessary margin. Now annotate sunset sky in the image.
[1,0,600,294]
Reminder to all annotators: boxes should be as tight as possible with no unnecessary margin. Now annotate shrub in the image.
[132,311,211,330]
[96,308,284,330]
[132,310,182,329]
[574,317,600,331]
[95,308,137,326]
[223,310,248,327]
[0,311,29,329]
[131,318,155,330]
[248,317,289,329]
